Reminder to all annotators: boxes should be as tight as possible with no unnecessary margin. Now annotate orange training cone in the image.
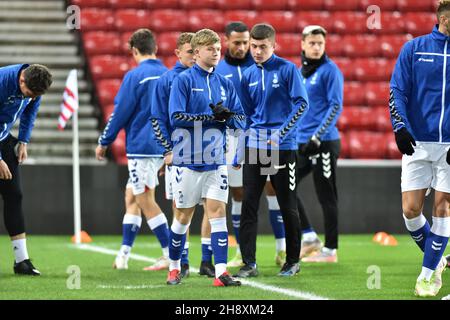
[228,235,237,247]
[71,230,93,243]
[380,235,398,246]
[372,232,388,243]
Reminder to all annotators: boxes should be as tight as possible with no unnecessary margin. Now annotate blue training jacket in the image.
[296,56,344,143]
[0,64,41,160]
[169,63,246,171]
[390,25,450,143]
[240,54,309,150]
[216,52,254,101]
[98,59,168,158]
[151,61,189,155]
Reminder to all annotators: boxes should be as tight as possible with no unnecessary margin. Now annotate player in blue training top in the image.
[390,1,450,297]
[234,24,309,278]
[0,63,52,276]
[95,29,171,272]
[151,32,217,279]
[296,25,344,264]
[165,29,246,287]
[216,21,287,268]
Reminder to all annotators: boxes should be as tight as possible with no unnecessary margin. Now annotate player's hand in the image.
[164,151,173,165]
[95,145,107,161]
[394,127,416,155]
[447,148,450,165]
[0,160,12,180]
[158,164,165,177]
[17,143,28,164]
[267,139,279,147]
[300,136,321,157]
[209,101,234,122]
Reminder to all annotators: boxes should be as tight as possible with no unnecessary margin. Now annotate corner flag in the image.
[58,69,78,130]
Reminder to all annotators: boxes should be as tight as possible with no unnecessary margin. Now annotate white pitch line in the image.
[73,243,330,300]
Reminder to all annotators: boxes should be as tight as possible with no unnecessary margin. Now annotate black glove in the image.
[209,101,234,122]
[446,148,450,165]
[300,136,321,157]
[395,127,416,155]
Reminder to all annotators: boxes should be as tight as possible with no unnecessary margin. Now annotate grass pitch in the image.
[0,235,448,300]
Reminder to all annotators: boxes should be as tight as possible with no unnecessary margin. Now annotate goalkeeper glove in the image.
[209,101,234,122]
[394,127,416,156]
[300,135,321,157]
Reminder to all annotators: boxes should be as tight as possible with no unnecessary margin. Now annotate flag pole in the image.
[71,70,81,245]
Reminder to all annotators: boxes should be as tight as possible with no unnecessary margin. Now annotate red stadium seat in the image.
[188,10,225,32]
[397,0,434,12]
[366,82,390,106]
[360,0,398,11]
[82,32,121,56]
[180,0,216,9]
[162,56,179,69]
[71,0,110,8]
[348,131,387,159]
[325,35,345,57]
[341,106,376,131]
[217,0,252,10]
[144,0,179,8]
[354,59,394,82]
[89,55,131,81]
[286,56,301,67]
[324,0,360,11]
[223,11,258,29]
[334,58,354,80]
[97,79,121,107]
[158,32,179,56]
[344,82,366,106]
[150,10,188,32]
[111,130,127,164]
[339,132,349,158]
[120,32,134,54]
[405,13,437,37]
[115,10,151,32]
[385,132,402,159]
[380,34,413,58]
[368,12,406,35]
[258,11,297,33]
[287,0,324,10]
[296,12,332,34]
[342,35,381,58]
[332,12,367,34]
[251,0,288,10]
[373,106,392,132]
[110,0,146,8]
[80,9,114,32]
[276,33,302,56]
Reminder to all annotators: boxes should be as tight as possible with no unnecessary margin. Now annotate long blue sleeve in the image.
[238,75,253,130]
[169,76,215,128]
[390,41,413,132]
[276,65,309,144]
[225,81,246,130]
[312,67,344,139]
[18,97,40,143]
[99,72,137,146]
[151,76,173,154]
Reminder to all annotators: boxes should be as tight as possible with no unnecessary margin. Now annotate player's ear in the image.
[174,48,181,59]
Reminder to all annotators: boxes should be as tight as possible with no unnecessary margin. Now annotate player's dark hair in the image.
[225,22,249,37]
[23,64,52,95]
[129,28,157,55]
[437,0,450,20]
[250,23,276,42]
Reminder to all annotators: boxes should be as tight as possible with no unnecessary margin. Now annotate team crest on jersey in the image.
[220,86,227,101]
[272,73,280,88]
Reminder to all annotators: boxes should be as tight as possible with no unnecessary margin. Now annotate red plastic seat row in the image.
[89,55,133,81]
[335,58,396,82]
[344,81,390,106]
[341,131,401,159]
[338,106,392,132]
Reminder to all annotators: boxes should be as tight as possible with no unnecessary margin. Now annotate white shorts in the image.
[127,158,164,195]
[172,165,229,208]
[227,164,243,187]
[165,165,173,200]
[401,142,450,193]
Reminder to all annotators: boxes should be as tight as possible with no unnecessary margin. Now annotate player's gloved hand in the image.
[209,101,234,122]
[446,148,450,165]
[300,135,321,157]
[394,127,416,156]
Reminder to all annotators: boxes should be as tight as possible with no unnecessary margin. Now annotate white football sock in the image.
[12,238,29,263]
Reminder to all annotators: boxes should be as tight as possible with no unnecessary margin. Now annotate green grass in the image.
[0,235,448,300]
